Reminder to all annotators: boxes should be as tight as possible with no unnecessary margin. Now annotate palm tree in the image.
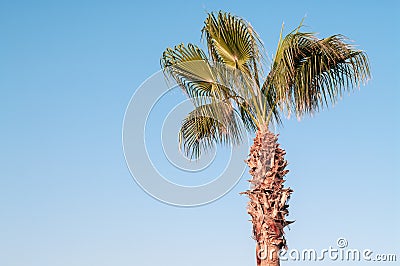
[160,11,369,266]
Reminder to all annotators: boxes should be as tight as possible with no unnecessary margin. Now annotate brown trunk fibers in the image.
[241,129,293,266]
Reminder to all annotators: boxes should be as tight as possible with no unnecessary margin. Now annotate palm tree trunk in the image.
[241,129,293,266]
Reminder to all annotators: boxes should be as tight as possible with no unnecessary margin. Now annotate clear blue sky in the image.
[1,0,399,265]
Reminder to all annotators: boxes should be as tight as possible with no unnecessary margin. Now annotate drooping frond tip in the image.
[179,102,245,159]
[267,31,370,117]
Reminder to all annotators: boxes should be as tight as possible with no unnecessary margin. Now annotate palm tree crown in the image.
[161,11,370,159]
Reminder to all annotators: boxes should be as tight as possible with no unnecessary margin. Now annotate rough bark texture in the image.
[241,129,293,266]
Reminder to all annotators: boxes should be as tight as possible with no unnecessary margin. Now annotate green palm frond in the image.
[266,31,370,116]
[161,43,216,98]
[161,43,236,105]
[179,101,245,159]
[202,11,264,86]
[237,99,258,132]
[260,81,282,126]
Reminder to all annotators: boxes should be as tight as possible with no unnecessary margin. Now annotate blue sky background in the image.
[1,0,399,265]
